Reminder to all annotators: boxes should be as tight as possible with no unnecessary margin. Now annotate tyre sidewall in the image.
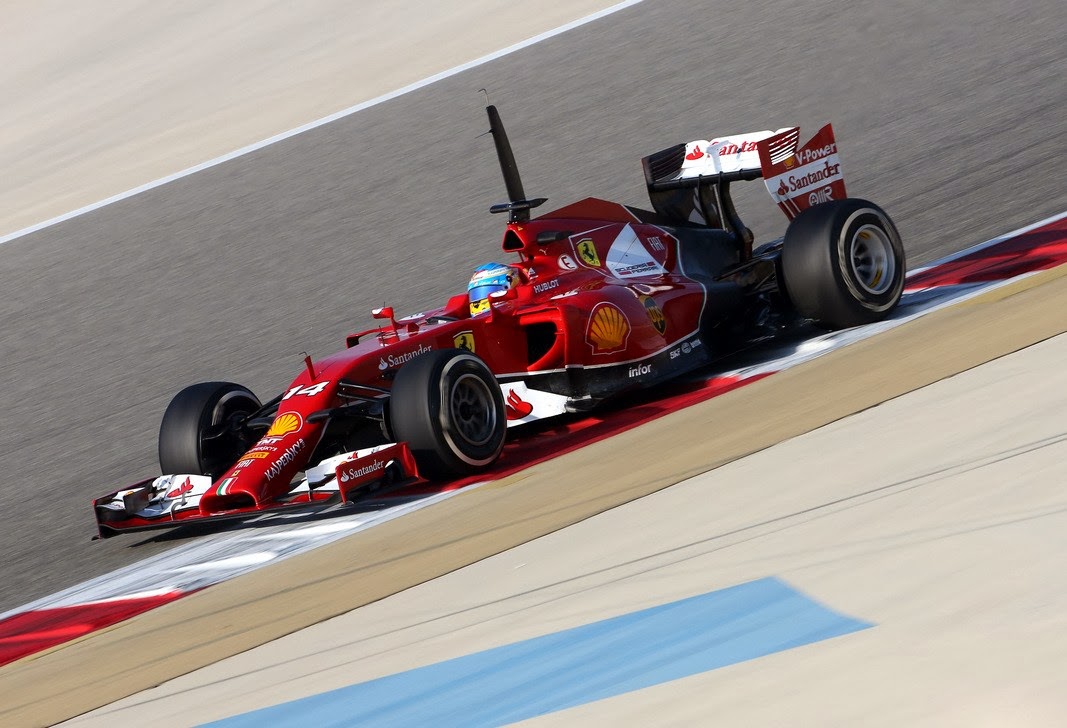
[390,349,506,478]
[158,382,260,476]
[435,354,506,468]
[781,198,905,328]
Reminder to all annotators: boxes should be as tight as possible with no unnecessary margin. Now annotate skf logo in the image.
[640,295,666,335]
[453,331,475,353]
[266,412,303,437]
[576,238,601,267]
[587,303,630,354]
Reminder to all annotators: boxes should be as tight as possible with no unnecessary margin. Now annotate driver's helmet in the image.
[468,262,521,316]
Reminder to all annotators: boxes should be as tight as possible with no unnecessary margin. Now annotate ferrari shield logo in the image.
[453,331,475,353]
[576,238,601,267]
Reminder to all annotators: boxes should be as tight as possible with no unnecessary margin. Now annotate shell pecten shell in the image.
[266,411,303,437]
[587,303,631,353]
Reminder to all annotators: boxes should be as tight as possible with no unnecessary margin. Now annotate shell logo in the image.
[587,303,631,354]
[266,412,303,437]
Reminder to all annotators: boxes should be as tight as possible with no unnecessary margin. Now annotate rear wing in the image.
[642,124,847,224]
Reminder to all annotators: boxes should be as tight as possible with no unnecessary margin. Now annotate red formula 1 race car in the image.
[93,105,905,537]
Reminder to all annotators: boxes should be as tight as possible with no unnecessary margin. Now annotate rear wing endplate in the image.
[642,124,848,222]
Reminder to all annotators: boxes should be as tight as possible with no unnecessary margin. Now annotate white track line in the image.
[0,0,646,248]
[907,209,1067,275]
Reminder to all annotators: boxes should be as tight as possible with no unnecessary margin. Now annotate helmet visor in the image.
[468,283,509,303]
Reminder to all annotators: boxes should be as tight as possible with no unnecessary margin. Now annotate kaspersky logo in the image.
[265,439,306,481]
[379,343,433,371]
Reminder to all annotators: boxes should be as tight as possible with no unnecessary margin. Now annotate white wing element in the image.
[676,129,796,177]
[605,224,666,279]
[500,381,570,427]
[95,474,214,518]
[759,124,845,220]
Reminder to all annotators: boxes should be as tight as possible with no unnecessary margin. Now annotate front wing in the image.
[93,442,419,538]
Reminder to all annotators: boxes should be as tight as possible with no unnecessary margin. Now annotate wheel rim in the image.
[849,224,896,295]
[449,373,498,447]
[201,392,258,472]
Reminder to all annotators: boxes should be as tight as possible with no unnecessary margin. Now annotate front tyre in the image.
[158,381,261,478]
[781,198,905,329]
[389,349,506,479]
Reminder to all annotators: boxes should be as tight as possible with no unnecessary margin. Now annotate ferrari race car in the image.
[93,104,905,537]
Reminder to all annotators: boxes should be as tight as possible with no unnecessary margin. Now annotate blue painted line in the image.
[206,577,870,727]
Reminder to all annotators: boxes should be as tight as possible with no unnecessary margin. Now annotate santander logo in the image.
[339,459,385,483]
[717,140,759,156]
[685,145,704,161]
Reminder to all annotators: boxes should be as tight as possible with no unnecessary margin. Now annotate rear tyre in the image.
[389,349,506,479]
[158,381,261,477]
[780,198,905,329]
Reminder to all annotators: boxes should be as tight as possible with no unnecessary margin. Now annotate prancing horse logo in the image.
[576,238,601,267]
[453,331,475,353]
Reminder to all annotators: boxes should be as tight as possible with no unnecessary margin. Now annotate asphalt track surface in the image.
[0,0,1065,619]
[17,263,1067,726]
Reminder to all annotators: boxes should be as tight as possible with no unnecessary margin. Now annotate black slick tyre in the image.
[389,349,506,479]
[780,198,905,329]
[158,381,261,477]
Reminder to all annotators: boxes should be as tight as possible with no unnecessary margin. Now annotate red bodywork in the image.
[91,112,900,536]
[94,197,738,536]
[217,201,713,505]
